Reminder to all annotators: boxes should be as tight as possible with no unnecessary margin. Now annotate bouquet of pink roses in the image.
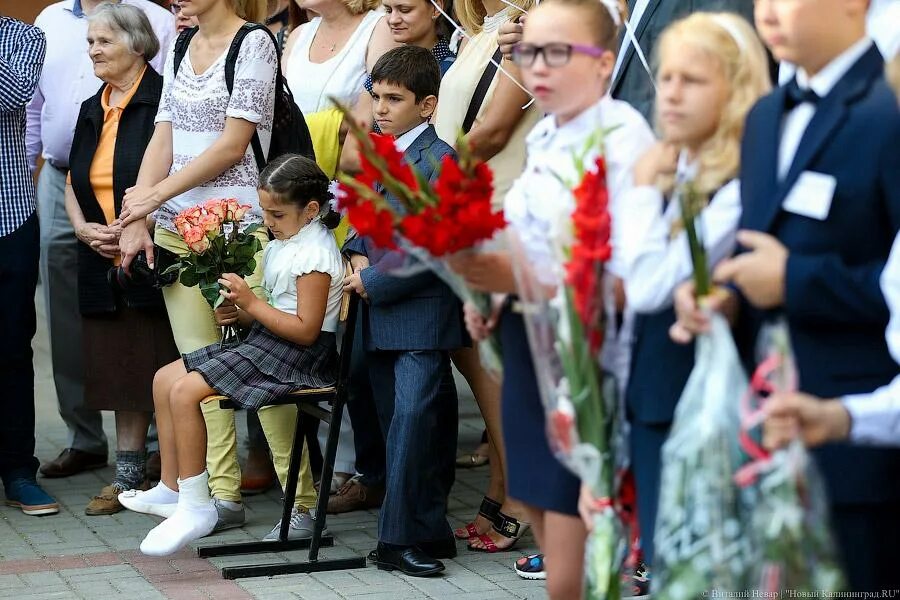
[163,198,261,347]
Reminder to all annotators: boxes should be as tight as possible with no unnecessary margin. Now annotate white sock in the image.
[119,481,179,518]
[142,481,179,503]
[139,472,217,557]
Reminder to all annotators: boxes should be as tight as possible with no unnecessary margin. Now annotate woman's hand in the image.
[633,142,679,187]
[219,273,258,311]
[76,223,120,258]
[120,184,164,224]
[214,300,240,326]
[119,220,155,273]
[498,15,525,58]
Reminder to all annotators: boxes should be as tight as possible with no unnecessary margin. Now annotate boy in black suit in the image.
[674,0,900,591]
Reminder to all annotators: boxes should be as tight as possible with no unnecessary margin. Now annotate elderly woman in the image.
[64,2,178,516]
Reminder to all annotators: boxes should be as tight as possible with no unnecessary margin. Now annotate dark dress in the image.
[500,305,580,516]
[69,67,179,412]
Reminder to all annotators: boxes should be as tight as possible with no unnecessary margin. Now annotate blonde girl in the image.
[609,12,771,571]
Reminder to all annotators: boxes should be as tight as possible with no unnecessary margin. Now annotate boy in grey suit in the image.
[343,46,466,578]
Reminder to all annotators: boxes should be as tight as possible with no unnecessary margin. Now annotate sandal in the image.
[514,553,546,580]
[454,496,501,540]
[455,452,489,468]
[467,511,530,553]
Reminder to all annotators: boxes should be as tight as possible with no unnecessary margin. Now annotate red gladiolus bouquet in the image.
[162,198,261,348]
[334,101,506,372]
[512,140,628,599]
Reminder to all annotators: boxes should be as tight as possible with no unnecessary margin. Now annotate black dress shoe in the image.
[374,543,445,577]
[417,536,458,559]
[39,448,107,478]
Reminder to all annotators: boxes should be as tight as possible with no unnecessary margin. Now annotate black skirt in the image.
[500,307,580,516]
[183,322,337,410]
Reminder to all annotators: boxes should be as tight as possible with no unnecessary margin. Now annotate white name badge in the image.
[782,171,836,221]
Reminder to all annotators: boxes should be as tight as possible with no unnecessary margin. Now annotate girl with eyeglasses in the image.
[449,0,654,595]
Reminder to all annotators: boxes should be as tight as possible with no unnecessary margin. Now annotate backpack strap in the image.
[223,23,276,171]
[172,26,199,78]
[462,47,502,135]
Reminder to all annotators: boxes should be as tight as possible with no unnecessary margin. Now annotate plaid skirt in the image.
[183,322,337,410]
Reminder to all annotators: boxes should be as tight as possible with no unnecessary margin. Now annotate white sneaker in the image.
[262,508,326,541]
[119,481,178,518]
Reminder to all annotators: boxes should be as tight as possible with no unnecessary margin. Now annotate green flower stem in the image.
[678,183,710,298]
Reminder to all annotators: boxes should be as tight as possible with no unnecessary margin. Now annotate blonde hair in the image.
[342,0,381,14]
[455,0,534,36]
[541,0,627,50]
[888,53,900,99]
[657,12,771,196]
[231,0,268,22]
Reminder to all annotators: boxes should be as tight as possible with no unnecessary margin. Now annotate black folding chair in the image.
[196,266,366,579]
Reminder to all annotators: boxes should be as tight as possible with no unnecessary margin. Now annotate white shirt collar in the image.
[796,37,874,97]
[526,95,610,149]
[394,122,430,152]
[675,150,698,184]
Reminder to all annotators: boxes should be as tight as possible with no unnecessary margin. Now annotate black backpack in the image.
[173,23,316,170]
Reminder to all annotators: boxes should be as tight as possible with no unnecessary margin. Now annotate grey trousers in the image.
[37,164,107,455]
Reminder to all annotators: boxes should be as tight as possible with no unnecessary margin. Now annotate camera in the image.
[108,246,178,294]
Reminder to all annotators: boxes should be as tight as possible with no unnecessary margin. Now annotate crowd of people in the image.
[1,0,899,597]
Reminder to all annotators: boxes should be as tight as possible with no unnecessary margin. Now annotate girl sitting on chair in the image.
[120,155,345,557]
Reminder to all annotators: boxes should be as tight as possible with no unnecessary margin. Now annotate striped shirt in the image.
[0,17,46,237]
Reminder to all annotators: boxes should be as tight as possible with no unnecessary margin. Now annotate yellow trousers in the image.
[155,227,316,509]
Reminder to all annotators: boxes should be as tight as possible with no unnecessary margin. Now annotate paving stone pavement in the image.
[0,291,545,599]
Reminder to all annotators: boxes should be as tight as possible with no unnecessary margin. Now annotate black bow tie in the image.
[785,78,821,111]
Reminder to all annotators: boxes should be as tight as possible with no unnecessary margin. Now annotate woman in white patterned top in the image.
[115,0,298,537]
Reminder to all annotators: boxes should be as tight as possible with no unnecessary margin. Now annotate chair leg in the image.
[309,392,347,562]
[277,406,306,542]
[196,406,335,559]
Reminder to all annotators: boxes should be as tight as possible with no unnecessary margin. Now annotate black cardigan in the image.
[69,66,164,315]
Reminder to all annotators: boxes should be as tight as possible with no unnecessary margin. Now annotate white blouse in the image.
[504,95,656,287]
[617,152,742,314]
[155,29,277,232]
[285,10,382,114]
[262,220,345,333]
[504,96,654,396]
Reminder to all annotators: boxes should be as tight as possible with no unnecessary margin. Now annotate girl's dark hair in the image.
[258,155,341,229]
[433,0,455,43]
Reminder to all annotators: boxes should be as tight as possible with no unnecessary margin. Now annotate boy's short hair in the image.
[371,46,441,102]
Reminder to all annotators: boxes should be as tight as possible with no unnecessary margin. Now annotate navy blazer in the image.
[344,125,467,352]
[610,0,754,122]
[738,45,900,504]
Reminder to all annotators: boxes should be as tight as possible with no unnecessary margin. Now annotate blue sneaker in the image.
[4,476,60,516]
